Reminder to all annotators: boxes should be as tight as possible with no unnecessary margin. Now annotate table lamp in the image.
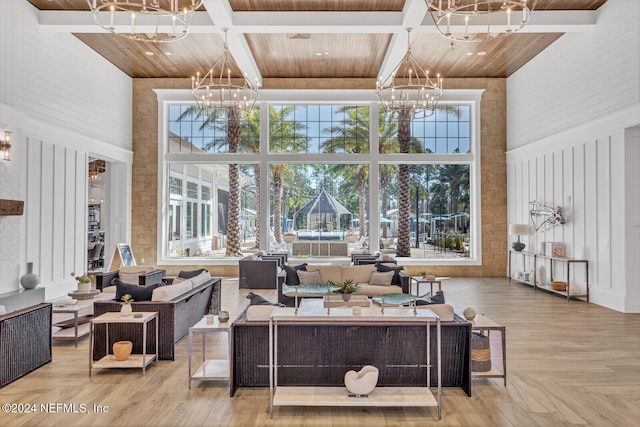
[509,224,530,252]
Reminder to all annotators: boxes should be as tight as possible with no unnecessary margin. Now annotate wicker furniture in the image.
[231,306,471,397]
[92,278,221,360]
[0,303,52,387]
[94,268,166,291]
[278,265,410,306]
[239,257,286,289]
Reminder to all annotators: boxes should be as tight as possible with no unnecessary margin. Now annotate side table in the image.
[410,276,442,296]
[469,315,506,386]
[188,315,233,395]
[89,311,158,376]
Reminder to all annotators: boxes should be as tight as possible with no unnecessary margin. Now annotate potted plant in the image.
[120,293,134,316]
[75,274,93,293]
[329,279,360,301]
[345,230,359,243]
[283,231,297,243]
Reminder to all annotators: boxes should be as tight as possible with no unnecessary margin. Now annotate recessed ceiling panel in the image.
[247,33,391,78]
[410,32,562,78]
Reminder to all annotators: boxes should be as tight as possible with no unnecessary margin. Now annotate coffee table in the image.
[50,292,112,347]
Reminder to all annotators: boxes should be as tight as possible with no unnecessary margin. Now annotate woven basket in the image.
[471,332,491,372]
[551,281,567,291]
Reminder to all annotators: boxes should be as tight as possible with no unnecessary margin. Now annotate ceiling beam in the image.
[38,10,599,35]
[200,0,262,88]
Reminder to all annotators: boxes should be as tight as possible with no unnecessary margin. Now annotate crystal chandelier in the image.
[426,1,537,43]
[376,28,443,117]
[191,29,259,116]
[87,1,202,43]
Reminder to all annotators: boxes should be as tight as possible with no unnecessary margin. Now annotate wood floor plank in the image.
[1,277,639,426]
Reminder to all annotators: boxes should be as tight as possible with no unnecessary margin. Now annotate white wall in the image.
[507,0,640,148]
[0,0,133,298]
[507,0,640,312]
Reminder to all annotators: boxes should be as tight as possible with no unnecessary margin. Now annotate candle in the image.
[131,12,135,35]
[446,13,451,35]
[191,76,195,89]
[464,15,469,39]
[507,8,511,29]
[172,15,176,35]
[110,5,114,28]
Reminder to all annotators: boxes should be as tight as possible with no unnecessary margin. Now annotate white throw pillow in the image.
[297,270,322,285]
[369,271,394,286]
[190,270,212,288]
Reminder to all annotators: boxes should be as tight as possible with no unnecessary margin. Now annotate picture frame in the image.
[116,243,136,267]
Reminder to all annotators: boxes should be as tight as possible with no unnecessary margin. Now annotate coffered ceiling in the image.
[28,0,606,84]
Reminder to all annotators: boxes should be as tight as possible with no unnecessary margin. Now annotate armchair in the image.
[95,266,166,290]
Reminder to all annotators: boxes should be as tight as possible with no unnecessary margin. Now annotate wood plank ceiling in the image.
[28,0,607,82]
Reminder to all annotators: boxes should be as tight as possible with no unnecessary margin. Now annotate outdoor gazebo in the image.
[294,189,352,232]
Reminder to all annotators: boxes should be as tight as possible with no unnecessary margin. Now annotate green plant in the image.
[328,279,360,294]
[121,294,134,304]
[75,274,93,283]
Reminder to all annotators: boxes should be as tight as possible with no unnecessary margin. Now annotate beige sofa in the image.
[278,264,409,306]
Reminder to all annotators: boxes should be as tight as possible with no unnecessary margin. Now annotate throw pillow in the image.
[177,268,208,279]
[297,270,322,285]
[113,278,157,302]
[246,292,282,306]
[283,263,307,286]
[375,263,404,285]
[190,270,212,287]
[369,271,394,286]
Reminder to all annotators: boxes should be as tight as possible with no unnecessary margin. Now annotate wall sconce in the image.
[0,131,11,161]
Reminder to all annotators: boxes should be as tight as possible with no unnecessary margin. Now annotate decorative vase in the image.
[346,234,359,243]
[537,265,546,286]
[113,341,133,361]
[344,365,379,396]
[218,311,230,323]
[463,307,476,320]
[341,293,351,302]
[20,262,40,290]
[283,234,296,243]
[120,303,132,316]
[77,281,91,293]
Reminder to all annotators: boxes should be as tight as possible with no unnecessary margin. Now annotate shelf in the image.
[272,386,438,408]
[53,322,91,339]
[535,284,588,299]
[471,368,504,378]
[93,354,157,369]
[192,360,229,380]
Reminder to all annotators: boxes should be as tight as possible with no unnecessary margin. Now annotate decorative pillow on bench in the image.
[151,280,193,302]
[297,269,322,285]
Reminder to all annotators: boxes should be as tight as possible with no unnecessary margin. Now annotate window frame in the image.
[156,88,483,266]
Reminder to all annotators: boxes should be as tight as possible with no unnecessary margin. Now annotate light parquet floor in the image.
[1,277,639,427]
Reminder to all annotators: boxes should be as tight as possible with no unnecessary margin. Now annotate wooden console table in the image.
[268,306,442,419]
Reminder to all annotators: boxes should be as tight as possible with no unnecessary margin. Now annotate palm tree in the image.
[437,164,470,217]
[395,108,413,257]
[322,106,369,238]
[269,106,308,244]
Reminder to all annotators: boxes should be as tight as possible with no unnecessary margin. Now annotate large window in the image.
[160,91,480,264]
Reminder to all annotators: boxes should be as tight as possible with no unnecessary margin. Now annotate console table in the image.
[188,315,232,394]
[268,306,442,419]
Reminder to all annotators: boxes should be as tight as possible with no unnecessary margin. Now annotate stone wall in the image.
[131,78,506,277]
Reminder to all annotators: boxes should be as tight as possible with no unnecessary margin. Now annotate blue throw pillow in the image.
[113,278,157,302]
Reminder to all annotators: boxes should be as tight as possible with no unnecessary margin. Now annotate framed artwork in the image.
[117,243,136,267]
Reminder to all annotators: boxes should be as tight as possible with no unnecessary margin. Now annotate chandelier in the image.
[426,1,537,43]
[191,29,259,116]
[376,28,443,117]
[87,1,202,43]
